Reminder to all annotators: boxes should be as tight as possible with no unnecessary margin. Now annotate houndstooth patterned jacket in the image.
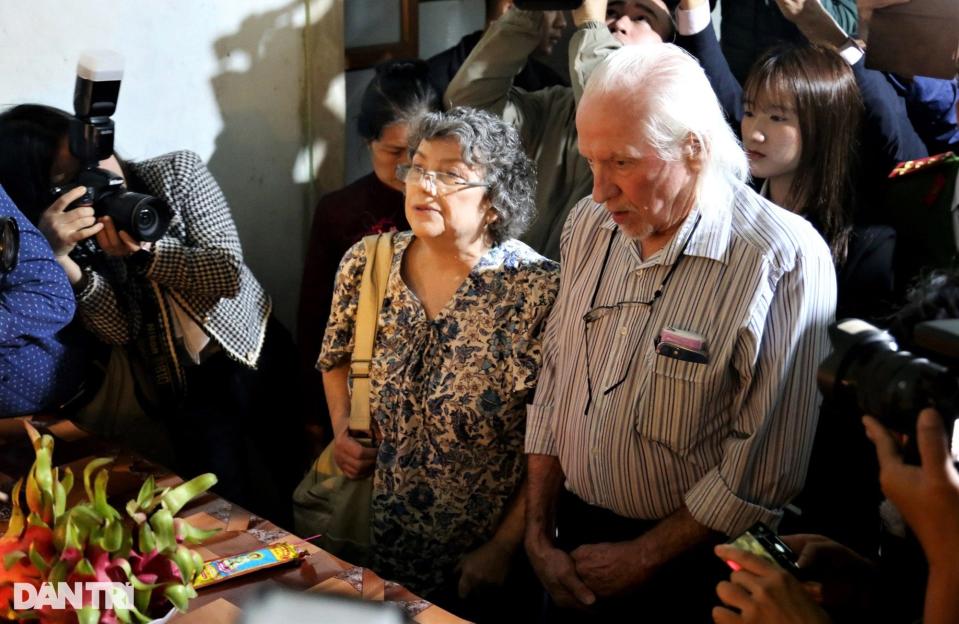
[75,150,271,369]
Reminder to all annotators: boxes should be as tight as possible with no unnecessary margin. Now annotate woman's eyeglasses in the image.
[396,164,489,195]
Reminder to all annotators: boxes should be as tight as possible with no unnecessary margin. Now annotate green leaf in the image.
[113,600,154,624]
[149,509,175,554]
[134,587,153,615]
[2,479,24,539]
[115,559,161,593]
[136,476,156,509]
[32,444,53,495]
[22,420,42,448]
[76,606,100,624]
[69,504,102,527]
[82,457,115,502]
[26,512,49,529]
[93,468,120,520]
[171,545,198,584]
[52,466,75,520]
[2,550,26,570]
[47,560,69,584]
[24,446,51,515]
[60,467,74,499]
[75,558,95,576]
[138,522,156,554]
[163,583,196,612]
[126,499,140,520]
[27,542,49,573]
[63,504,101,551]
[160,473,217,516]
[100,517,125,552]
[175,519,219,545]
[118,530,134,559]
[64,518,81,551]
[191,550,205,578]
[53,473,67,519]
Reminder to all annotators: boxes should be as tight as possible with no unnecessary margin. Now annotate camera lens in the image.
[818,319,955,433]
[0,216,20,273]
[99,191,172,243]
[127,196,170,242]
[135,206,158,231]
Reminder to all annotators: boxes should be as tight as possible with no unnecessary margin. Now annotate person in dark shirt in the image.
[717,0,858,84]
[297,59,441,443]
[427,1,569,97]
[0,184,83,416]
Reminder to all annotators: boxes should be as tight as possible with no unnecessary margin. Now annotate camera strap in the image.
[129,279,186,410]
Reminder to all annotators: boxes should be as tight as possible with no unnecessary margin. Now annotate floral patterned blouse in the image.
[318,231,559,596]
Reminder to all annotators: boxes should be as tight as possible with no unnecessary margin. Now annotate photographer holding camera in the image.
[713,270,959,623]
[0,100,304,524]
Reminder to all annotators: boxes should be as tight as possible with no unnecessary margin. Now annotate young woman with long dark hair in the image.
[676,0,928,319]
[0,104,305,524]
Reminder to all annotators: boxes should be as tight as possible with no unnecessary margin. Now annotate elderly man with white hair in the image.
[523,42,837,621]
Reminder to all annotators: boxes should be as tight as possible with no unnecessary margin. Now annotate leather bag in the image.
[293,232,393,564]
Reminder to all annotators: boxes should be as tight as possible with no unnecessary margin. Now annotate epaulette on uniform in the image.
[889,151,958,178]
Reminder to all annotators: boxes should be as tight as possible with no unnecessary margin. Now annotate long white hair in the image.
[582,43,749,215]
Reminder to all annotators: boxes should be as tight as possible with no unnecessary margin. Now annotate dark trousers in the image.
[544,490,727,624]
[163,317,307,528]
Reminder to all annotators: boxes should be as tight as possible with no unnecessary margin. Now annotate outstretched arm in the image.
[141,152,245,299]
[445,9,549,119]
[568,0,622,105]
[676,0,745,127]
[775,0,928,172]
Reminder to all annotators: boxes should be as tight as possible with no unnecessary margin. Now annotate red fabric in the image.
[296,173,407,429]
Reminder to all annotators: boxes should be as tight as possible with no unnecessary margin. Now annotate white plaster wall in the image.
[344,0,485,183]
[419,0,486,59]
[0,0,345,329]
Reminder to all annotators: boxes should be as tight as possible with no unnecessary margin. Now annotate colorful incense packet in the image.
[194,542,303,589]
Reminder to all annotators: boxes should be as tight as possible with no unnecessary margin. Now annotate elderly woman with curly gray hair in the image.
[318,106,559,612]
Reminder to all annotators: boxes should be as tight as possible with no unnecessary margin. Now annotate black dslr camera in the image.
[0,216,19,273]
[514,0,583,8]
[50,51,171,243]
[818,318,959,440]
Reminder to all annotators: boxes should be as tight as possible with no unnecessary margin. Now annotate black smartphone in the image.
[725,522,800,575]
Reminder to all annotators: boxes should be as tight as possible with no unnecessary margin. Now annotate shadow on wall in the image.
[205,0,343,328]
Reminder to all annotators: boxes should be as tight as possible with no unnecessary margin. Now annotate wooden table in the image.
[0,416,468,624]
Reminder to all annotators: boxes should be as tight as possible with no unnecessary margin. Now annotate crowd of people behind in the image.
[2,0,959,622]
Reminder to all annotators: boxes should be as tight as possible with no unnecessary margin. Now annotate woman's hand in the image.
[95,216,142,257]
[456,538,514,598]
[863,409,959,569]
[37,186,104,257]
[774,0,809,19]
[332,429,376,479]
[572,0,607,26]
[780,534,878,611]
[713,544,831,624]
[773,0,849,47]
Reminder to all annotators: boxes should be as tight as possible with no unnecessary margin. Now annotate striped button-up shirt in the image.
[526,186,837,537]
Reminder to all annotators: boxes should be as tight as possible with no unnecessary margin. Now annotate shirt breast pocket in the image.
[636,353,712,456]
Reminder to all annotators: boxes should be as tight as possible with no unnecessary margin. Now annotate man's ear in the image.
[684,135,704,171]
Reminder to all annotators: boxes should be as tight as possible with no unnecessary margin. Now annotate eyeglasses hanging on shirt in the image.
[582,213,702,415]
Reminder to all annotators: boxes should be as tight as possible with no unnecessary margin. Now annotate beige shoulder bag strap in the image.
[349,232,394,436]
